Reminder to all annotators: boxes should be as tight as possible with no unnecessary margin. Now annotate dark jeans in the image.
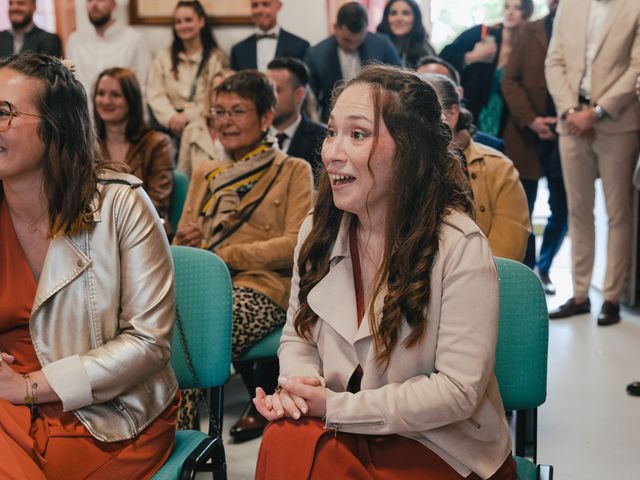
[522,176,568,273]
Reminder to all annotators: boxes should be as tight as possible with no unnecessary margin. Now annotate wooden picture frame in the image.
[129,0,252,26]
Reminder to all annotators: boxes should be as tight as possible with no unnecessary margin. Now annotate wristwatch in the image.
[593,104,606,120]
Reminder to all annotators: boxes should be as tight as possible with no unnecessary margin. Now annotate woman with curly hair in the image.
[253,65,515,479]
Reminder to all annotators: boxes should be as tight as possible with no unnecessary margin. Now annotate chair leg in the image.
[515,410,526,458]
[210,386,224,433]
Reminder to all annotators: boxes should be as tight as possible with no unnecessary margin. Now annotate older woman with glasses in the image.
[0,53,177,479]
[174,70,313,441]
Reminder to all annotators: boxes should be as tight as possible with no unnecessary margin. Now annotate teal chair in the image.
[494,257,553,479]
[153,246,233,480]
[237,327,282,361]
[169,170,189,234]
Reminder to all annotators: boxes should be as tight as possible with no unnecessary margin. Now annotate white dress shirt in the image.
[256,26,280,71]
[271,113,302,152]
[66,21,152,99]
[580,0,611,97]
[337,47,361,82]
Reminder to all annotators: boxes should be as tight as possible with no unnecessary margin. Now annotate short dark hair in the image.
[267,57,310,89]
[416,55,461,85]
[94,67,147,144]
[336,1,368,33]
[215,70,276,117]
[517,0,535,20]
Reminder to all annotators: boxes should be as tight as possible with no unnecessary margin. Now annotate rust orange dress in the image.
[256,222,516,479]
[0,199,178,480]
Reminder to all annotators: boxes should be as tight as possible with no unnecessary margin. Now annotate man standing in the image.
[0,0,61,57]
[231,0,309,71]
[266,57,325,182]
[66,0,151,97]
[545,0,640,325]
[305,1,401,122]
[502,0,567,295]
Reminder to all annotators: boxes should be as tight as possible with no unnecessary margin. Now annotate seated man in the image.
[266,57,326,183]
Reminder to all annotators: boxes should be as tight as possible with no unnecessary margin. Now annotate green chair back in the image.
[169,170,189,235]
[494,257,549,411]
[171,245,232,389]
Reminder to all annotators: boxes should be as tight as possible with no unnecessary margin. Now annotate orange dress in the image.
[0,199,178,480]
[256,222,515,479]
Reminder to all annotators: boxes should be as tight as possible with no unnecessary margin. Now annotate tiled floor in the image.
[200,189,640,479]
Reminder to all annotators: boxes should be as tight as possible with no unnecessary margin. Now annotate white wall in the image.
[73,0,329,56]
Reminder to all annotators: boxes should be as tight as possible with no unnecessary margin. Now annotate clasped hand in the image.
[253,375,327,422]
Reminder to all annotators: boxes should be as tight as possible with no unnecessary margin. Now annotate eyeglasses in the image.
[0,100,40,132]
[209,107,256,121]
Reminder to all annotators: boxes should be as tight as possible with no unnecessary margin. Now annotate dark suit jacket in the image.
[305,33,402,122]
[0,25,62,58]
[231,28,309,71]
[501,16,554,180]
[287,114,326,183]
[440,24,504,125]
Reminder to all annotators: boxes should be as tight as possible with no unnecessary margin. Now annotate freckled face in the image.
[322,84,396,220]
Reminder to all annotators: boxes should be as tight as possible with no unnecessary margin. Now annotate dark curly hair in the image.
[293,65,474,368]
[0,53,100,236]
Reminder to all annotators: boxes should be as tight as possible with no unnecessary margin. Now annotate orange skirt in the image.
[256,418,515,480]
[0,395,179,480]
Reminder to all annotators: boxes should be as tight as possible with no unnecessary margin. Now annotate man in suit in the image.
[545,0,640,326]
[502,0,567,294]
[266,57,326,183]
[0,0,61,57]
[231,0,309,71]
[305,2,401,122]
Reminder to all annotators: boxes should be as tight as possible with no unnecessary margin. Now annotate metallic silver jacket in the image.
[35,172,178,442]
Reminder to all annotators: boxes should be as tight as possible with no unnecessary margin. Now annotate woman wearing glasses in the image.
[0,53,178,479]
[174,70,313,441]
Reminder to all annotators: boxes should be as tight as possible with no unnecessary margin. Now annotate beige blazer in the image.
[176,150,313,309]
[279,211,512,479]
[545,0,640,134]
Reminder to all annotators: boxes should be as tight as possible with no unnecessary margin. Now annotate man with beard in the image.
[266,57,325,183]
[66,0,151,99]
[0,0,61,57]
[502,0,567,294]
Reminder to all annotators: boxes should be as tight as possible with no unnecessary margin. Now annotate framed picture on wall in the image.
[130,0,252,25]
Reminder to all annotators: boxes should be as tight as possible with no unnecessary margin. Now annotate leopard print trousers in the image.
[177,286,286,430]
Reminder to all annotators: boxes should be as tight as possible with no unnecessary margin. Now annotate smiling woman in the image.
[0,52,178,480]
[253,65,515,479]
[173,70,313,440]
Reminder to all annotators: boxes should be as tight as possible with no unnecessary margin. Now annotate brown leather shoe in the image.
[597,301,620,326]
[229,401,268,443]
[549,297,590,319]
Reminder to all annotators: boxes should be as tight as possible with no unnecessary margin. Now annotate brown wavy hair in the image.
[0,53,100,236]
[293,65,474,368]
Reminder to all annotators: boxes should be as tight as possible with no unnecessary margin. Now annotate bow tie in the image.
[256,33,277,40]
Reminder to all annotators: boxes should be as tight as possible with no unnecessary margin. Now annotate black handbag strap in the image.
[209,156,289,250]
[187,59,207,103]
[174,306,220,436]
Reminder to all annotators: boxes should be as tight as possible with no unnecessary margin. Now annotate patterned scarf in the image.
[198,142,277,250]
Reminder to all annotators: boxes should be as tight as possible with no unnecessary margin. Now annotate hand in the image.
[465,38,497,65]
[174,222,203,247]
[528,116,557,141]
[168,113,189,137]
[0,352,25,404]
[566,109,597,137]
[276,375,327,418]
[252,376,323,422]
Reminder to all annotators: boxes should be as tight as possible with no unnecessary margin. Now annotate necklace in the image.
[8,206,46,234]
